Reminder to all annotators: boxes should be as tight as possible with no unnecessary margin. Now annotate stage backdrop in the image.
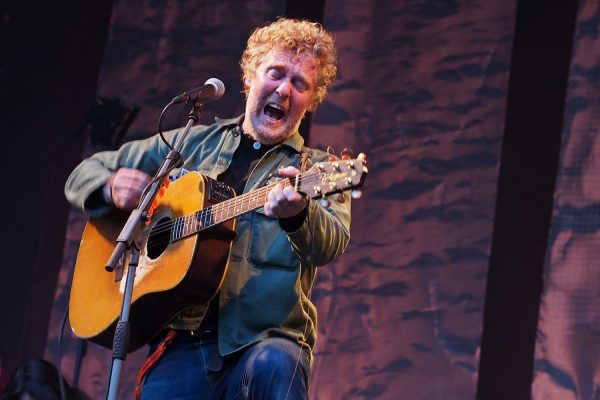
[310,0,514,398]
[46,0,515,398]
[532,1,600,398]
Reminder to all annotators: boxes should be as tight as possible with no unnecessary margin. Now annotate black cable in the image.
[157,100,176,150]
[140,99,185,206]
[56,305,69,400]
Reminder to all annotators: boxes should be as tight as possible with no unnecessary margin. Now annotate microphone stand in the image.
[104,101,206,400]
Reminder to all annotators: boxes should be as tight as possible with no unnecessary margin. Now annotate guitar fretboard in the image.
[148,156,365,244]
[169,180,285,242]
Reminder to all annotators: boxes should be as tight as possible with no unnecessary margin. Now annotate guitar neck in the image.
[169,180,282,242]
[168,156,367,242]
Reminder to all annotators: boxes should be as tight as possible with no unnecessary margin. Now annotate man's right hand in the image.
[106,168,153,210]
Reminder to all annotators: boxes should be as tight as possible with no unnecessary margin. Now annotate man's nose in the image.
[275,79,291,99]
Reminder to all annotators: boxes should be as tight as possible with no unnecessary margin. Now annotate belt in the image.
[177,328,217,339]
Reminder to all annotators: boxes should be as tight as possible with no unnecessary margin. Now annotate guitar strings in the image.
[144,173,330,246]
[145,182,312,250]
[146,174,325,243]
[151,173,323,233]
[146,159,362,243]
[148,159,364,246]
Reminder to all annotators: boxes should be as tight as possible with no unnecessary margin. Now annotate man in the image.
[65,18,352,399]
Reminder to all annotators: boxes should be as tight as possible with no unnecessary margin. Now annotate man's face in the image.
[242,48,318,145]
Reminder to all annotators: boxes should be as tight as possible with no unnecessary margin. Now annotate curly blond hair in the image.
[241,18,337,112]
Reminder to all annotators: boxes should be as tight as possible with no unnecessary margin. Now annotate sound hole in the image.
[147,217,171,259]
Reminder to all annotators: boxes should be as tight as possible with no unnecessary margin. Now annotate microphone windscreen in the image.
[205,78,225,99]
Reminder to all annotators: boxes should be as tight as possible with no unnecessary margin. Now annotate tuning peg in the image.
[337,193,345,203]
[341,148,353,160]
[351,190,363,199]
[326,146,336,162]
[319,197,331,207]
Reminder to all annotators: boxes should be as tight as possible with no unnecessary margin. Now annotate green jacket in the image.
[65,115,351,361]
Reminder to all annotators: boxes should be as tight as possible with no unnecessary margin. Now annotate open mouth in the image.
[264,103,285,121]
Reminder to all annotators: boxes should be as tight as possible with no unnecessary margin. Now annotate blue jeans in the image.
[140,333,310,400]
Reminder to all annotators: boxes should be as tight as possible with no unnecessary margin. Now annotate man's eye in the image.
[268,70,282,80]
[294,80,308,91]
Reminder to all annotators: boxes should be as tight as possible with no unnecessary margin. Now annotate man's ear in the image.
[244,75,253,89]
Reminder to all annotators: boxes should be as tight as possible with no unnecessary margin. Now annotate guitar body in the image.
[69,172,236,351]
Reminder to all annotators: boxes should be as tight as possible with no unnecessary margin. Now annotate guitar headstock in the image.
[298,153,368,200]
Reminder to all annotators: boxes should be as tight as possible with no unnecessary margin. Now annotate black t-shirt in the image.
[218,128,273,194]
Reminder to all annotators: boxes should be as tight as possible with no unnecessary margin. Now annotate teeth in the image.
[264,102,285,121]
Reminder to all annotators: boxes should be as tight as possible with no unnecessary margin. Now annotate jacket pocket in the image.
[247,211,300,270]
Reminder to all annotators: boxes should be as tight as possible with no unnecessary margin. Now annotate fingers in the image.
[110,168,153,210]
[264,184,307,218]
[277,166,301,177]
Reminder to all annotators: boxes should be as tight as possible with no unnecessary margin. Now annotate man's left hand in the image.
[264,166,308,219]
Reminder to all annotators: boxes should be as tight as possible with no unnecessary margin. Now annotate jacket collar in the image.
[215,114,305,153]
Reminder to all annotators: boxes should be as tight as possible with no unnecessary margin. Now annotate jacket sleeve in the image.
[286,193,351,267]
[284,149,352,267]
[64,132,175,218]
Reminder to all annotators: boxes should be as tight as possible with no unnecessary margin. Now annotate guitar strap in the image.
[134,329,178,400]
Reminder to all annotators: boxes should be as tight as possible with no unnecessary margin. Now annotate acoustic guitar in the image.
[69,155,368,351]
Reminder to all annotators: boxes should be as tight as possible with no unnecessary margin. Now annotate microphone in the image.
[172,78,225,104]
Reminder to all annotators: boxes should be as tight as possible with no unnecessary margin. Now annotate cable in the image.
[157,101,176,150]
[56,305,69,400]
